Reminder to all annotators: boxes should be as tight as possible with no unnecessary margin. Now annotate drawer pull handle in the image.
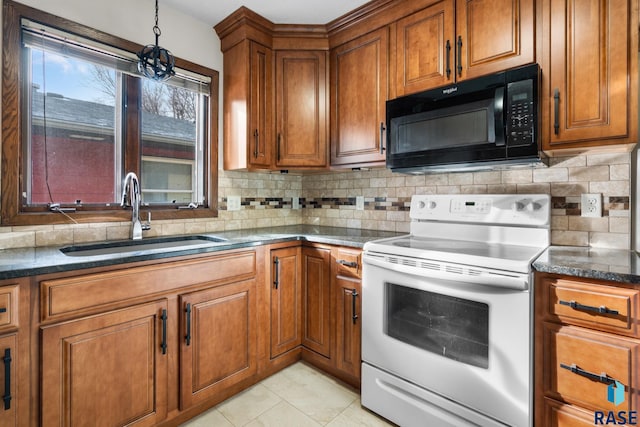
[337,260,358,268]
[0,308,6,314]
[560,363,616,385]
[558,299,619,315]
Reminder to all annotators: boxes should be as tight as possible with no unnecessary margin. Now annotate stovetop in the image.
[364,194,551,274]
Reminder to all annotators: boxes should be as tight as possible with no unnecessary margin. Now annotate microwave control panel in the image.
[506,79,534,147]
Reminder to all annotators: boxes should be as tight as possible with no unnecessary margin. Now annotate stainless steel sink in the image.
[60,235,228,257]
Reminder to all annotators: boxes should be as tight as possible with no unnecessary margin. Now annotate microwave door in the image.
[388,94,506,167]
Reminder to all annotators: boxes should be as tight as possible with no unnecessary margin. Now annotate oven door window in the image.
[385,283,489,369]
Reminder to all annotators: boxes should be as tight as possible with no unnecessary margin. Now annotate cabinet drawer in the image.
[544,278,638,335]
[543,323,639,413]
[41,250,257,321]
[334,248,361,279]
[543,398,597,427]
[0,285,19,330]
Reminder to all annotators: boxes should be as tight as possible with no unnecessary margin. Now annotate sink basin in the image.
[60,235,228,257]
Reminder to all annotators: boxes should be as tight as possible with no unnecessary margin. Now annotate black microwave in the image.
[385,63,546,174]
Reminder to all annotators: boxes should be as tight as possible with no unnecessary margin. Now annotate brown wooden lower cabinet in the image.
[41,300,169,426]
[535,273,640,427]
[300,245,363,388]
[179,279,258,409]
[302,246,332,357]
[28,243,365,426]
[270,246,302,358]
[334,276,361,380]
[0,334,17,427]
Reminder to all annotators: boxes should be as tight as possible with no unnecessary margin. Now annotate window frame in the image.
[1,0,219,226]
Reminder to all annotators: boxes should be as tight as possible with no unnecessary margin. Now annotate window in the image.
[2,1,218,225]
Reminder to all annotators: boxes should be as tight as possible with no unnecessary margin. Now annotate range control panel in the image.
[410,194,550,226]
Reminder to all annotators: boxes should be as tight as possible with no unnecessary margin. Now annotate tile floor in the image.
[180,362,395,426]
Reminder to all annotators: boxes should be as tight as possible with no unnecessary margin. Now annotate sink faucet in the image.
[121,172,150,240]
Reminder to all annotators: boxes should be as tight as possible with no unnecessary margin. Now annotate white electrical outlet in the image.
[356,196,365,211]
[227,195,241,211]
[581,193,602,218]
[292,197,300,210]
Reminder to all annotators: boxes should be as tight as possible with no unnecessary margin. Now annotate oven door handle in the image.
[363,254,529,290]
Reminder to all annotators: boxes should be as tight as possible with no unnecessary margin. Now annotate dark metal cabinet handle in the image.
[277,134,282,161]
[337,259,358,268]
[553,89,560,135]
[2,348,10,410]
[0,308,6,314]
[445,39,451,78]
[456,36,463,77]
[559,299,619,315]
[351,289,359,324]
[379,122,386,154]
[560,363,615,385]
[273,256,280,290]
[253,129,259,158]
[185,303,192,346]
[160,309,168,355]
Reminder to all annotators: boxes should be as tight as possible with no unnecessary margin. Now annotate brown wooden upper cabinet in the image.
[275,50,329,168]
[394,0,534,96]
[215,8,329,171]
[540,0,638,153]
[330,28,389,167]
[220,39,273,170]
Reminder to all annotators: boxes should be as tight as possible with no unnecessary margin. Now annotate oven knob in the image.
[427,201,437,209]
[418,201,426,209]
[513,201,526,211]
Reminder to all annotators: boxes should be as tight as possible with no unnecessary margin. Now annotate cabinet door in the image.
[301,246,331,357]
[275,50,328,168]
[395,0,455,95]
[0,334,16,427]
[270,247,302,357]
[334,277,361,380]
[41,301,168,427]
[180,280,257,409]
[249,42,273,169]
[331,28,388,166]
[455,0,534,81]
[543,0,635,149]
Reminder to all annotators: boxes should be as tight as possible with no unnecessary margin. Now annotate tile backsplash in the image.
[0,152,631,249]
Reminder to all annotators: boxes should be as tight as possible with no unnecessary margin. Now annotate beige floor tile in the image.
[326,399,396,427]
[245,400,322,427]
[261,363,358,424]
[181,408,234,427]
[216,384,283,426]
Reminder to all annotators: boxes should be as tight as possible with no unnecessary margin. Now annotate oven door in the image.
[362,252,531,427]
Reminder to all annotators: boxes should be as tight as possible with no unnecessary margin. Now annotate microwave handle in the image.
[379,122,386,155]
[494,87,505,147]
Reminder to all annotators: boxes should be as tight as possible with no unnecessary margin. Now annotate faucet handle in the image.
[141,212,152,231]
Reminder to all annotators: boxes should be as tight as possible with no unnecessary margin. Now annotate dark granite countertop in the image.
[0,225,405,280]
[533,246,640,285]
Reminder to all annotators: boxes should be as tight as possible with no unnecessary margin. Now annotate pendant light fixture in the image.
[137,0,175,81]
